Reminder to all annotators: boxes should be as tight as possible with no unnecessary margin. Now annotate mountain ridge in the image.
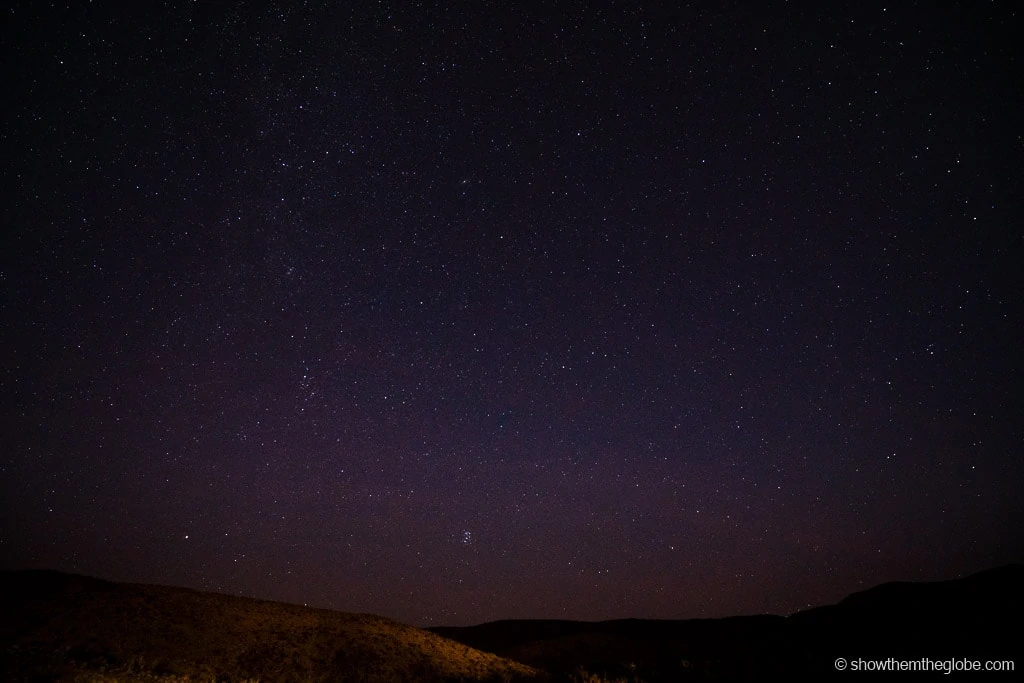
[431,564,1023,681]
[2,564,1020,681]
[0,569,538,682]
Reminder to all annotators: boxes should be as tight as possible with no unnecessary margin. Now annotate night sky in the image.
[2,2,1022,627]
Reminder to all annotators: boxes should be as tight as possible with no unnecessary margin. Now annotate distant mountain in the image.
[431,565,1024,681]
[0,570,538,682]
[2,566,1018,682]
[837,563,1024,613]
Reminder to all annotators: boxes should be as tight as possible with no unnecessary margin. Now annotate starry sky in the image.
[2,1,1022,627]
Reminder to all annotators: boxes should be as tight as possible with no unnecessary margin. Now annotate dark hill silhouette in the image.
[1,566,1019,681]
[0,570,538,682]
[431,565,1023,681]
[785,564,1024,675]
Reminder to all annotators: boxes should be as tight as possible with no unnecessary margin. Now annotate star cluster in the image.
[2,2,1021,626]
